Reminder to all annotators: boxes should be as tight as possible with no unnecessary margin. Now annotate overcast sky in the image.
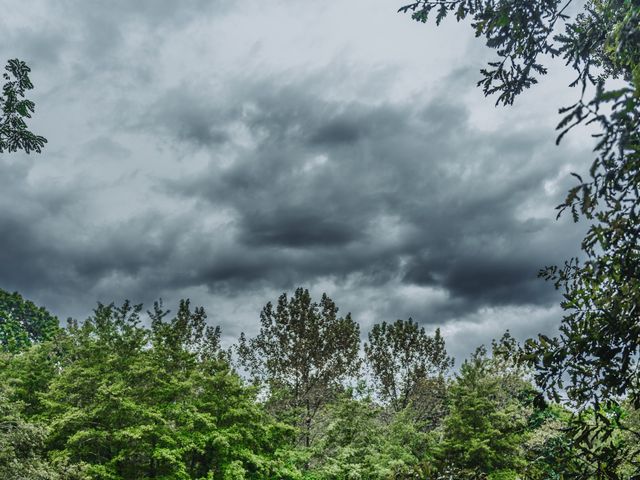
[1,0,594,361]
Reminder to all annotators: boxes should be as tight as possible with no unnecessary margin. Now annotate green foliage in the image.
[364,319,452,425]
[237,288,361,448]
[5,290,635,478]
[302,391,433,480]
[436,347,530,478]
[1,300,299,480]
[0,378,88,479]
[520,404,579,479]
[0,311,30,353]
[399,1,640,476]
[399,0,567,106]
[0,289,59,353]
[0,59,47,154]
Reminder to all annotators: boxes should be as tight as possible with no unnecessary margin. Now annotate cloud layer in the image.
[0,0,592,360]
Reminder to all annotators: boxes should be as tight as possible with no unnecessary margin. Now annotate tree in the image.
[0,311,29,353]
[237,288,361,448]
[0,379,87,480]
[398,2,640,475]
[0,289,59,353]
[1,59,47,154]
[436,347,531,479]
[304,389,433,480]
[522,404,580,480]
[1,300,300,480]
[364,319,452,425]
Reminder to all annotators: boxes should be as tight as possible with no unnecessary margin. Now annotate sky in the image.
[0,0,594,361]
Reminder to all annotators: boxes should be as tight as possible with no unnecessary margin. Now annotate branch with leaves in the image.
[0,59,47,154]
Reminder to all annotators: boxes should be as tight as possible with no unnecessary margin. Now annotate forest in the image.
[1,0,639,478]
[0,287,637,479]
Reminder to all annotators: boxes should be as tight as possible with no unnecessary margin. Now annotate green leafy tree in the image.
[0,289,59,353]
[305,392,388,480]
[0,360,87,480]
[364,319,452,426]
[618,401,640,476]
[303,387,433,480]
[0,311,29,353]
[520,402,592,479]
[237,288,361,448]
[398,1,640,476]
[0,59,47,154]
[2,300,300,479]
[436,346,531,479]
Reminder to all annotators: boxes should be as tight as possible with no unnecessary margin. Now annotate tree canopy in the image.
[237,288,361,448]
[398,1,640,476]
[1,299,299,480]
[365,319,453,425]
[0,289,59,353]
[1,290,639,478]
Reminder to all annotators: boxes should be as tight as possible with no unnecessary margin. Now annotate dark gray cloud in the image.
[153,79,584,318]
[0,0,592,361]
[0,71,584,323]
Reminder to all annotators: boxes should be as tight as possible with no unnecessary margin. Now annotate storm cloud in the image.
[0,0,592,360]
